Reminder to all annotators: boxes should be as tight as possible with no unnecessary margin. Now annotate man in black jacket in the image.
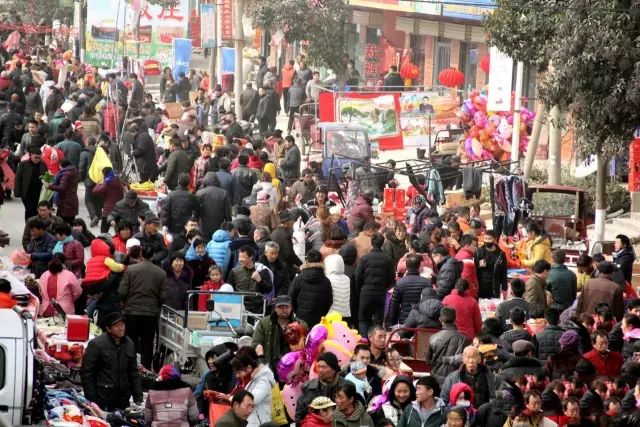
[289,249,333,326]
[240,82,259,121]
[134,215,168,265]
[499,307,538,355]
[355,232,396,335]
[383,65,404,91]
[196,172,232,241]
[495,279,531,328]
[496,340,545,384]
[258,241,291,296]
[15,146,47,220]
[270,210,302,279]
[161,138,191,190]
[131,124,159,182]
[432,244,463,299]
[475,230,508,298]
[427,306,470,383]
[535,307,565,361]
[160,173,199,235]
[386,254,431,326]
[80,312,143,411]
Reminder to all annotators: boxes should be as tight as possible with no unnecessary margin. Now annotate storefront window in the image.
[459,41,479,90]
[410,34,426,89]
[432,37,451,89]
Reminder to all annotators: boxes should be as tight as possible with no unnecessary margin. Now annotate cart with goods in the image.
[158,290,266,376]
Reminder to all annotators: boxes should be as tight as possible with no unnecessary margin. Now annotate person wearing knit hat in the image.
[295,351,350,424]
[146,365,199,425]
[317,351,341,374]
[158,364,181,381]
[545,329,584,380]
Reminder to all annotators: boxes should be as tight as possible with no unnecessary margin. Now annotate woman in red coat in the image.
[442,278,482,341]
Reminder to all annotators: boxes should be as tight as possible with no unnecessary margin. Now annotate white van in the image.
[0,308,34,425]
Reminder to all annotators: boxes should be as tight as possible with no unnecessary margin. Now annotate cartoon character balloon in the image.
[277,351,305,384]
[282,383,303,419]
[460,87,535,162]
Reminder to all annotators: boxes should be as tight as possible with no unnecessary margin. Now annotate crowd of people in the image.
[1,47,640,427]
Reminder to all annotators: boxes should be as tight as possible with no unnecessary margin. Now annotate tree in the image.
[486,0,640,240]
[247,0,348,72]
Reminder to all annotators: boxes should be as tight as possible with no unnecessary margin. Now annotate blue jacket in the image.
[206,230,232,275]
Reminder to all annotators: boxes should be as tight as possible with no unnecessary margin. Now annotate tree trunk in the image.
[548,106,562,184]
[523,102,547,181]
[593,151,608,242]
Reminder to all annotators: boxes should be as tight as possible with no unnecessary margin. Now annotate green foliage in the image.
[487,0,640,159]
[484,0,563,70]
[3,0,73,25]
[528,166,631,213]
[247,0,348,72]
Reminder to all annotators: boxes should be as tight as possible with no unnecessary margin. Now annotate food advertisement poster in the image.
[399,92,460,147]
[85,0,188,68]
[336,95,398,140]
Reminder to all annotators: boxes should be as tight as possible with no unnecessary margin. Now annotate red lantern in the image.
[438,68,465,87]
[400,62,420,80]
[480,55,490,74]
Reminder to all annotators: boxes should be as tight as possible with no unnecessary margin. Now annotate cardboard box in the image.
[177,312,209,330]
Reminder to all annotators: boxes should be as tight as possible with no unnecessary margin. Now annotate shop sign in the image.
[363,43,381,88]
[415,1,442,15]
[442,0,495,21]
[220,0,233,41]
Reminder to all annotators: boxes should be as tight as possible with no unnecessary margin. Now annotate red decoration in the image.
[438,68,465,88]
[480,55,490,74]
[400,62,420,80]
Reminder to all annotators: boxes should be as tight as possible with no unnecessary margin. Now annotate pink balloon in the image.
[283,383,303,419]
[506,115,514,125]
[488,115,500,127]
[473,111,487,128]
[305,324,328,367]
[277,351,304,384]
[329,322,359,353]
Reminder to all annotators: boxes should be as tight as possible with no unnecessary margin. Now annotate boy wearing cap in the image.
[80,312,143,411]
[302,397,336,427]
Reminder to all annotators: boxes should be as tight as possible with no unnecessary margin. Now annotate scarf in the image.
[53,235,73,254]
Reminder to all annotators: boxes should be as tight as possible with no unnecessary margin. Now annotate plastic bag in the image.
[10,249,30,266]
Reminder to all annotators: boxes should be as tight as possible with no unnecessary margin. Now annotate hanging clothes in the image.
[426,168,445,206]
[462,167,482,199]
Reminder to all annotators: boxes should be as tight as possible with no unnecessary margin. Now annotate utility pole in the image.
[523,103,547,181]
[233,0,244,118]
[510,61,524,173]
[73,0,84,62]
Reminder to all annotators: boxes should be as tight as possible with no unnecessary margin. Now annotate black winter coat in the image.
[107,198,153,234]
[475,245,508,299]
[435,256,463,299]
[258,255,292,296]
[499,328,538,356]
[159,187,199,234]
[427,325,469,383]
[496,356,546,384]
[614,246,636,284]
[80,333,142,411]
[134,231,168,265]
[231,165,257,206]
[355,248,396,297]
[386,271,431,325]
[131,131,159,182]
[535,325,565,362]
[403,296,442,331]
[161,149,191,190]
[164,266,193,311]
[289,262,333,327]
[196,173,232,240]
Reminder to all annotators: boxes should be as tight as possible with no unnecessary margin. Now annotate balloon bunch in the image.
[460,88,536,162]
[278,312,361,419]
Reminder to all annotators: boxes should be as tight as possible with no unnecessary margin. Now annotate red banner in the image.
[363,43,380,88]
[629,137,640,191]
[220,0,233,41]
[189,9,201,48]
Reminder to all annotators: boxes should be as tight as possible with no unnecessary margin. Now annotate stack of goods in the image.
[44,389,108,426]
[478,298,502,321]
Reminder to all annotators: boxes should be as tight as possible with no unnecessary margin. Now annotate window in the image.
[410,34,426,88]
[366,27,380,45]
[459,42,479,90]
[432,38,451,88]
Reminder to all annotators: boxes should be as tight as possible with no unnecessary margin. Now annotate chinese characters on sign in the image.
[363,44,380,88]
[220,0,233,41]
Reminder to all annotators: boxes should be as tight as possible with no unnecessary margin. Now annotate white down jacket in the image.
[325,254,351,317]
